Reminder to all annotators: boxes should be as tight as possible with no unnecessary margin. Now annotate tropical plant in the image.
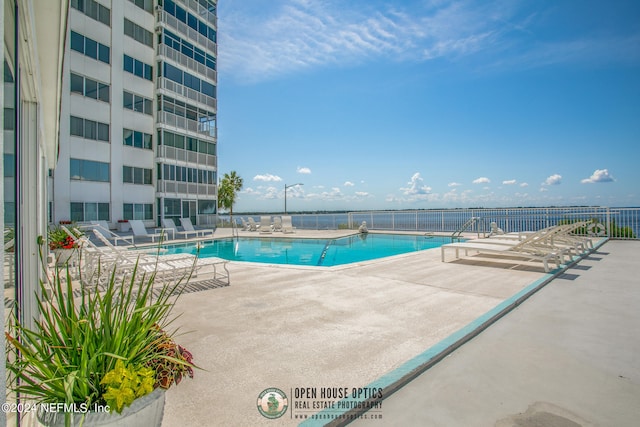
[5,245,197,425]
[218,171,244,223]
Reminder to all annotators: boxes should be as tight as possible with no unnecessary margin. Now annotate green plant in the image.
[5,246,196,424]
[146,330,194,389]
[609,219,636,238]
[101,360,155,413]
[48,225,82,250]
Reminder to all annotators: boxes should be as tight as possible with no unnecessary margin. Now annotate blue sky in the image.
[216,0,640,213]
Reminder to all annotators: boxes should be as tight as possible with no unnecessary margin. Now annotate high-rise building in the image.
[52,0,218,229]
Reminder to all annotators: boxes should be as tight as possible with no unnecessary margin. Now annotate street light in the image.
[284,183,303,214]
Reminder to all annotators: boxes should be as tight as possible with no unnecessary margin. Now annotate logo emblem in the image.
[257,388,288,419]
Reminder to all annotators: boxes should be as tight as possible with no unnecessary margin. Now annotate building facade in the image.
[53,0,218,228]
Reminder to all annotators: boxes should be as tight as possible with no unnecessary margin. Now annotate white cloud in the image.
[355,191,369,197]
[297,166,312,174]
[219,1,518,82]
[520,182,529,187]
[220,2,640,84]
[344,181,355,187]
[581,169,615,184]
[473,177,490,184]
[262,186,280,199]
[253,173,283,182]
[448,182,462,187]
[544,174,562,186]
[400,173,432,195]
[502,179,517,185]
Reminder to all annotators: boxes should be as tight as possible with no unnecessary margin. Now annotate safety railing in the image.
[259,207,639,240]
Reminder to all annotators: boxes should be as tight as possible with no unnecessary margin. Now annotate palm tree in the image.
[218,171,243,227]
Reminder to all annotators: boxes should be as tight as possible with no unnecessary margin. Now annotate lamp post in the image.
[284,183,303,214]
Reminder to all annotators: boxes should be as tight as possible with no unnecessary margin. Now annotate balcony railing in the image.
[156,10,217,54]
[157,44,216,82]
[156,179,217,197]
[156,144,217,168]
[157,77,216,110]
[157,111,216,138]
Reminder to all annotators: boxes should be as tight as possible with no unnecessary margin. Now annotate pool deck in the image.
[161,229,640,426]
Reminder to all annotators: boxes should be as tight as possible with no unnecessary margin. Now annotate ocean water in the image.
[225,207,640,238]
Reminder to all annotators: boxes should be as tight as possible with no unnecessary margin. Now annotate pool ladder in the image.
[317,239,335,266]
[451,217,483,241]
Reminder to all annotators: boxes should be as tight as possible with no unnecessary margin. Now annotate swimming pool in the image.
[160,233,459,267]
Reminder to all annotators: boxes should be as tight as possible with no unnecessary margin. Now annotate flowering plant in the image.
[47,225,81,250]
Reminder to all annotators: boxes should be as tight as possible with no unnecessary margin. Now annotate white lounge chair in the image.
[91,220,134,246]
[259,216,272,234]
[239,217,250,231]
[180,218,215,237]
[272,216,283,232]
[441,226,570,272]
[281,216,295,234]
[162,218,201,239]
[247,217,259,231]
[91,229,227,284]
[129,220,165,243]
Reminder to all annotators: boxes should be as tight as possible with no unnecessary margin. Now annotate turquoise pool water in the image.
[160,234,458,267]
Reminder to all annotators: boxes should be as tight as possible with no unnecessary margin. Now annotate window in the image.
[70,158,110,182]
[158,95,216,125]
[159,130,216,156]
[123,91,153,115]
[84,119,97,140]
[70,73,84,94]
[123,55,153,81]
[4,108,15,131]
[69,31,110,64]
[71,0,111,26]
[98,83,110,102]
[124,18,153,47]
[160,62,216,98]
[85,79,98,99]
[70,116,110,142]
[70,116,84,136]
[123,91,133,110]
[123,166,152,185]
[71,73,110,103]
[198,200,216,215]
[158,162,215,185]
[98,123,110,141]
[123,203,153,220]
[123,129,153,150]
[4,154,15,177]
[159,28,216,70]
[127,0,153,14]
[70,202,110,222]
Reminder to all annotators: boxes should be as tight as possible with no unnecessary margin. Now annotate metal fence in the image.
[234,207,639,240]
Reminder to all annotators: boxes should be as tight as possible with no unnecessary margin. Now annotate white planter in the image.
[118,222,131,232]
[38,388,165,427]
[52,249,75,266]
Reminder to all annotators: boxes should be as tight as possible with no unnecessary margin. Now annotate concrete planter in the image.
[38,388,165,427]
[51,249,75,266]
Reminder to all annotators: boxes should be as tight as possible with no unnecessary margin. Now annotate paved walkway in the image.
[349,240,640,426]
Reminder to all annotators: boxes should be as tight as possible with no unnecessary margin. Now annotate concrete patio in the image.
[160,231,638,426]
